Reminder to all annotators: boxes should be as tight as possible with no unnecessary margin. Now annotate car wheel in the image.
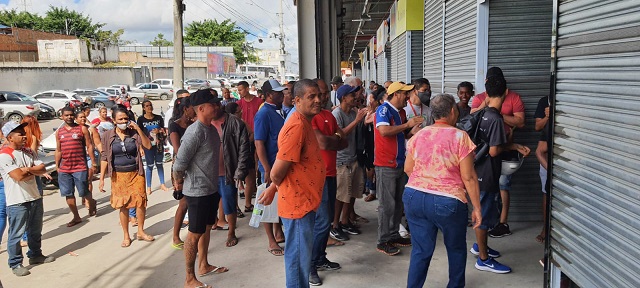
[94,101,105,109]
[130,98,140,105]
[7,113,23,123]
[160,94,168,100]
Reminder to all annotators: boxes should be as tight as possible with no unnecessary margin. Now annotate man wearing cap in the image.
[404,78,434,138]
[254,79,287,256]
[173,89,228,288]
[0,122,55,276]
[329,76,343,110]
[374,82,424,256]
[331,84,368,243]
[470,67,526,238]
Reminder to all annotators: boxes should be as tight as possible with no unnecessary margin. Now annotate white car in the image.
[215,78,231,87]
[97,87,144,105]
[32,90,82,112]
[151,79,174,89]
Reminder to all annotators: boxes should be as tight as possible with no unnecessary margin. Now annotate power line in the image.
[248,0,280,28]
[208,0,268,35]
[283,0,296,18]
[194,0,265,37]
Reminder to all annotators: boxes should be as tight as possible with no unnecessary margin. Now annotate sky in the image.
[0,0,299,72]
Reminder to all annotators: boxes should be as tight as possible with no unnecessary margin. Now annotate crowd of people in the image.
[0,66,551,288]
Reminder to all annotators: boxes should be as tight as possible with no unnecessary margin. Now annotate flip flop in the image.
[121,239,132,248]
[198,266,229,277]
[244,205,254,213]
[67,220,82,227]
[327,239,345,247]
[194,285,212,288]
[213,224,229,230]
[268,248,284,256]
[171,242,184,250]
[236,208,245,218]
[137,234,155,242]
[226,236,238,247]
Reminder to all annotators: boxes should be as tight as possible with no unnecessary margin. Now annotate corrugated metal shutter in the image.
[370,57,377,84]
[424,0,443,92]
[443,0,477,95]
[551,1,640,287]
[487,0,552,221]
[409,30,424,81]
[390,32,407,82]
[376,52,386,84]
[386,46,391,82]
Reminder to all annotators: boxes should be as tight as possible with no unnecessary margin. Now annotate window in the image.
[151,84,159,89]
[36,93,52,99]
[53,93,68,99]
[5,94,20,101]
[45,43,53,49]
[72,94,82,101]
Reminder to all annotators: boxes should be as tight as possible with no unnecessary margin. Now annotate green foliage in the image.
[40,6,104,38]
[97,29,129,45]
[150,33,173,46]
[184,19,259,64]
[0,10,43,29]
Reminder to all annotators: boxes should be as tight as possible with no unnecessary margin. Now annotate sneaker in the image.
[309,269,322,286]
[239,192,245,199]
[340,223,361,235]
[12,264,30,276]
[470,243,501,258]
[330,227,350,241]
[316,258,341,271]
[28,255,56,265]
[488,223,512,238]
[376,242,400,256]
[475,257,511,274]
[389,237,412,247]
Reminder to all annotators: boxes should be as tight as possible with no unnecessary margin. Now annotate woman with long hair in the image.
[363,87,385,202]
[137,100,168,194]
[99,107,153,247]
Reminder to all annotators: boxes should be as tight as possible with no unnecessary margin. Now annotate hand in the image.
[544,107,550,118]
[410,124,422,135]
[236,179,245,191]
[408,116,424,128]
[257,184,277,205]
[515,144,531,157]
[355,108,368,122]
[42,173,53,180]
[471,209,482,229]
[99,179,105,192]
[128,121,140,130]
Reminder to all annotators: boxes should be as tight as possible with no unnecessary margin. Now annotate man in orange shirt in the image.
[258,79,326,288]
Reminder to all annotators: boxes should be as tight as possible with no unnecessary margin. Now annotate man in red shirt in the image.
[236,81,263,212]
[470,67,526,238]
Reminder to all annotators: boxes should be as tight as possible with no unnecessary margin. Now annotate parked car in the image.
[0,91,54,120]
[151,79,174,89]
[73,89,117,109]
[135,83,173,100]
[96,87,144,105]
[32,90,81,116]
[228,75,253,87]
[215,78,231,87]
[0,92,38,122]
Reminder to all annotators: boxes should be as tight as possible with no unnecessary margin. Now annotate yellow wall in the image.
[396,0,424,37]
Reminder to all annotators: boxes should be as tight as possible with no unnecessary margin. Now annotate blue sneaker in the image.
[475,257,511,274]
[470,243,501,258]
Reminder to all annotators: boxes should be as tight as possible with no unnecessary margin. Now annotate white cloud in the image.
[0,0,299,71]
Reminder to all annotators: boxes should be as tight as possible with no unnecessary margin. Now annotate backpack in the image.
[456,108,489,163]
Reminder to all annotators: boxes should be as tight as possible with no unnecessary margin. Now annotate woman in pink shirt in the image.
[403,93,482,288]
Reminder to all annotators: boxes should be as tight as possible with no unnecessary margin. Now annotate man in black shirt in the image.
[472,67,530,274]
[534,96,550,243]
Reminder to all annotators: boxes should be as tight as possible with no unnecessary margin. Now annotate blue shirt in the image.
[374,101,406,167]
[254,103,285,172]
[285,106,296,123]
[283,105,293,116]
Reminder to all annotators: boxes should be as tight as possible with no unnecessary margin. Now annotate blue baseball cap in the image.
[1,121,27,137]
[336,85,361,101]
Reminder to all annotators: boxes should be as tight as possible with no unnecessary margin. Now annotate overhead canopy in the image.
[340,0,395,61]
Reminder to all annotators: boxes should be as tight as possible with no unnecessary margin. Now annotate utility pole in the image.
[173,0,185,91]
[278,0,286,83]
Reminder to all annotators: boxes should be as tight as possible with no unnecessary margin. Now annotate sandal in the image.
[244,204,254,213]
[121,238,132,248]
[237,207,245,218]
[199,266,229,277]
[268,247,284,256]
[171,242,184,250]
[137,234,155,242]
[67,219,82,227]
[226,236,238,247]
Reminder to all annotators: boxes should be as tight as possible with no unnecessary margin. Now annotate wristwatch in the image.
[334,133,342,140]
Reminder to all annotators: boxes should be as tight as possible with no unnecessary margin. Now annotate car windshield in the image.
[72,94,82,100]
[13,92,37,101]
[93,90,110,96]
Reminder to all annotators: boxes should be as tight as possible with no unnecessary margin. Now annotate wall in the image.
[150,67,207,80]
[0,67,134,95]
[37,39,87,62]
[0,28,76,62]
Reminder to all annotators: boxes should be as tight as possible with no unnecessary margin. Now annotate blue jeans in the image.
[312,177,336,266]
[7,198,44,269]
[129,208,136,218]
[23,177,44,242]
[218,176,238,215]
[282,212,316,288]
[144,146,165,188]
[0,181,6,245]
[403,188,468,288]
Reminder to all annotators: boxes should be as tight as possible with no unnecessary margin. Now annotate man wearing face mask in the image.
[404,78,434,138]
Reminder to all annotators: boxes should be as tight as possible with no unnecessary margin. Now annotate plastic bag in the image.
[253,183,280,224]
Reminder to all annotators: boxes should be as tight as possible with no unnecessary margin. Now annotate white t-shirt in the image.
[404,102,434,128]
[0,148,43,206]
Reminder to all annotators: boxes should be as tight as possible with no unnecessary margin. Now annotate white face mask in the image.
[116,123,128,130]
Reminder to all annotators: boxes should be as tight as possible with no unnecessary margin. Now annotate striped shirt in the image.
[57,125,87,173]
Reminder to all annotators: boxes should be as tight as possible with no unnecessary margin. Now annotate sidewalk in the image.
[0,169,544,287]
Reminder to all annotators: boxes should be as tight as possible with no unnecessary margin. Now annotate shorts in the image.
[336,161,365,203]
[218,176,238,215]
[539,165,548,194]
[478,191,500,230]
[499,174,512,191]
[59,171,89,197]
[86,150,100,168]
[185,193,220,234]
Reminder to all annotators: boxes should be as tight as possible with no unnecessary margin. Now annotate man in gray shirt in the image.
[173,89,228,288]
[332,85,368,238]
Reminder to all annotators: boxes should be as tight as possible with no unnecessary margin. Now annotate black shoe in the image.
[389,237,412,247]
[330,227,350,241]
[340,223,361,235]
[316,258,341,271]
[309,269,322,286]
[376,242,400,256]
[488,223,512,238]
[239,192,245,199]
[28,255,55,265]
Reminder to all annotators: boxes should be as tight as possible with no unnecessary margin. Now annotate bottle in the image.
[249,202,265,228]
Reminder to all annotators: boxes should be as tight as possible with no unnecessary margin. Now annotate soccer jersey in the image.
[374,101,406,168]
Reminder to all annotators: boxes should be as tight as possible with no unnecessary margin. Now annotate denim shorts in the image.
[539,165,548,194]
[218,176,238,215]
[478,191,500,230]
[59,171,89,198]
[499,174,512,191]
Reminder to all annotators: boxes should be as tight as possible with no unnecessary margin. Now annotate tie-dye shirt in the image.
[405,126,476,203]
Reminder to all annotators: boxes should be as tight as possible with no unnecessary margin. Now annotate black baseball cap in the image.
[486,67,505,81]
[190,89,221,106]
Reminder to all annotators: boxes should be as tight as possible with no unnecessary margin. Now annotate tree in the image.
[96,29,129,45]
[0,10,43,29]
[184,19,259,64]
[150,33,173,46]
[40,6,104,38]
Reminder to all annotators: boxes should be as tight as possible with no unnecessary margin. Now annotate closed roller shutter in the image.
[551,1,640,287]
[424,0,443,92]
[409,30,424,81]
[391,32,407,82]
[487,0,552,221]
[376,52,386,84]
[442,0,476,95]
[386,46,391,82]
[370,57,377,84]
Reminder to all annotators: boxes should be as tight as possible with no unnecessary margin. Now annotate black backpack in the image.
[456,108,489,163]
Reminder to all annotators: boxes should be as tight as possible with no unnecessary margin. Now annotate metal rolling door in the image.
[487,0,552,221]
[391,32,407,82]
[551,1,640,287]
[423,0,443,92]
[409,30,424,81]
[386,46,391,82]
[376,52,386,84]
[442,0,477,95]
